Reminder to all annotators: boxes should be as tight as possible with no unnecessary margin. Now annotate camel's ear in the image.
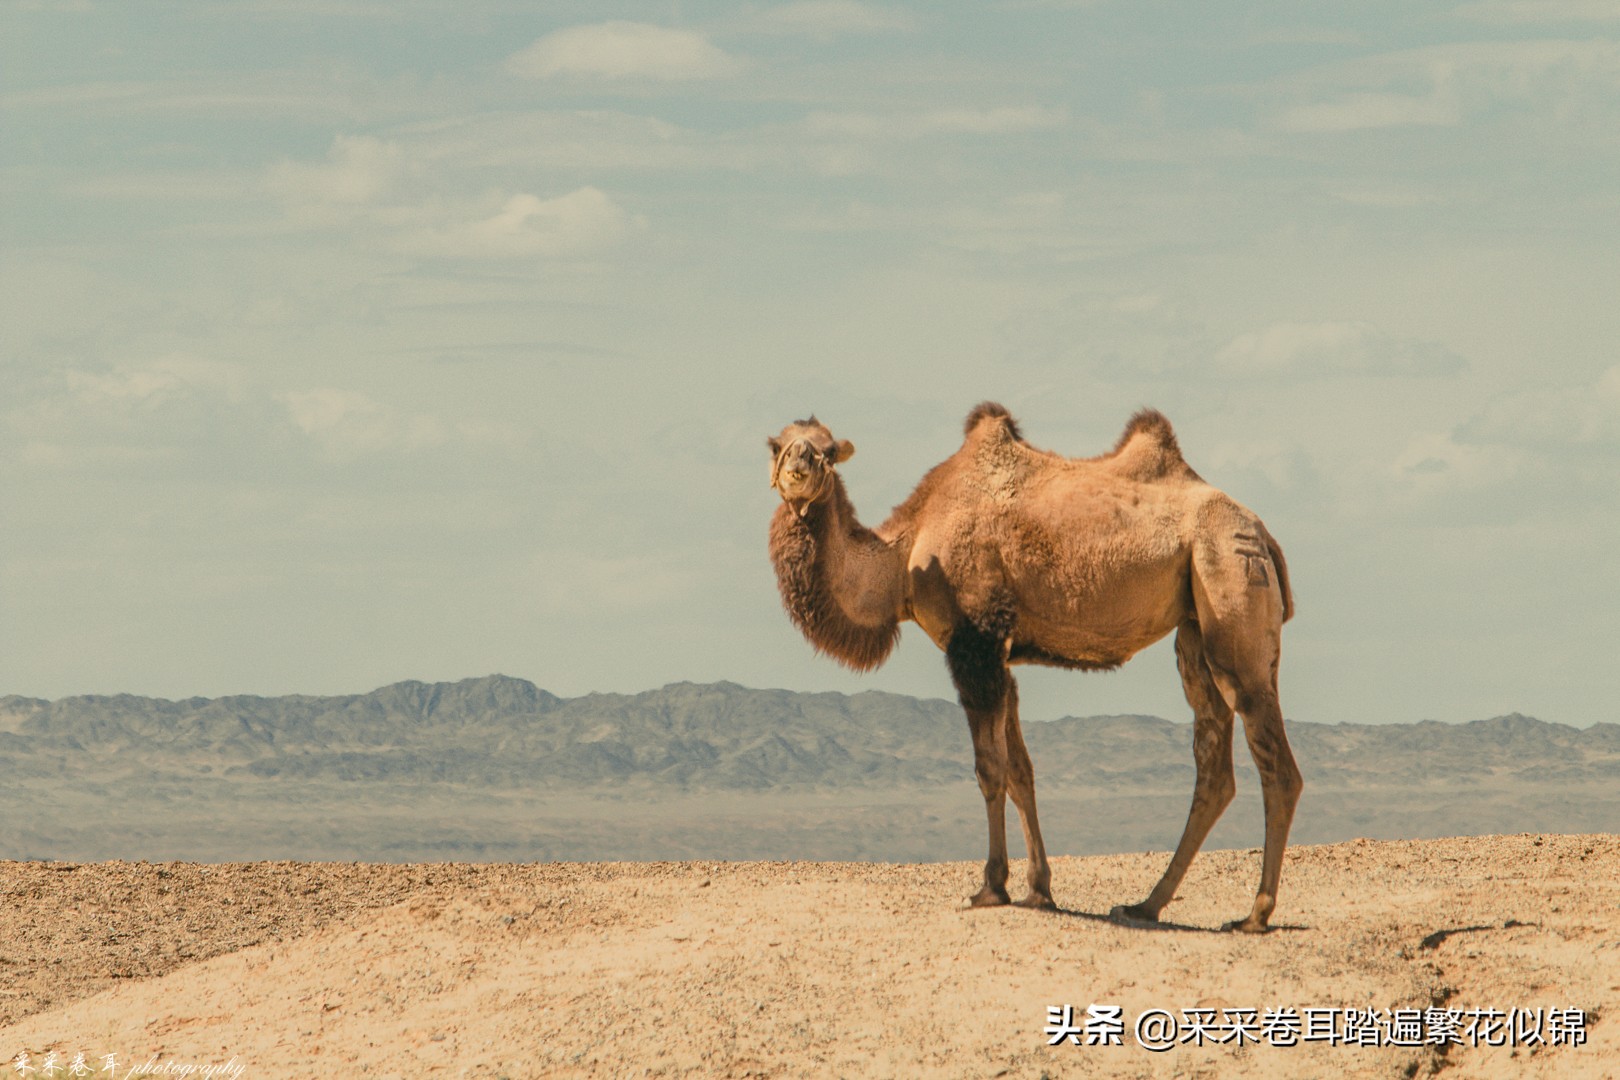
[834,439,855,464]
[767,436,781,456]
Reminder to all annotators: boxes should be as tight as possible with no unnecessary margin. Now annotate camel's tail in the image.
[1260,523,1295,623]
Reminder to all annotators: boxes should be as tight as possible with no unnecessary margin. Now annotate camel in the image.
[765,402,1302,932]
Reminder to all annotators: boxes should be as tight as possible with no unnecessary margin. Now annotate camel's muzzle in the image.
[771,437,832,517]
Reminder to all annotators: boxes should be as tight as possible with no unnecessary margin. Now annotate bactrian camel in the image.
[766,403,1302,932]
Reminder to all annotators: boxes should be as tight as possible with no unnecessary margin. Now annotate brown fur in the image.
[766,403,1303,929]
[768,484,902,672]
[1114,407,1177,455]
[963,401,1022,440]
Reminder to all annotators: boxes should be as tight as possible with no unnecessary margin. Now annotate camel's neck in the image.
[768,475,907,672]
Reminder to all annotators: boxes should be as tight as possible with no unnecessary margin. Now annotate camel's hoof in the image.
[1110,902,1159,925]
[968,887,1011,908]
[1015,893,1057,912]
[1223,917,1273,935]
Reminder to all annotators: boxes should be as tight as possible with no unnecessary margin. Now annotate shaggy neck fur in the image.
[767,474,905,672]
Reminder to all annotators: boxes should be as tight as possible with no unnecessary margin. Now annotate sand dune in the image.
[3,835,1617,1078]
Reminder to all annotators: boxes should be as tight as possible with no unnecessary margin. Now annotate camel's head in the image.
[768,417,854,517]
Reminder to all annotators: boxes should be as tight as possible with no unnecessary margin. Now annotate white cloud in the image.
[1201,438,1318,495]
[1213,322,1466,378]
[805,105,1068,139]
[745,2,917,38]
[280,388,446,457]
[1,81,151,109]
[265,136,638,260]
[524,550,697,615]
[65,169,262,203]
[8,356,521,473]
[268,134,402,207]
[6,356,256,471]
[1459,365,1620,448]
[1271,39,1620,132]
[505,22,741,81]
[1391,431,1524,491]
[996,0,1109,8]
[398,187,637,260]
[1454,0,1620,23]
[64,355,243,406]
[0,73,387,119]
[1277,89,1461,133]
[401,110,698,172]
[1327,184,1441,208]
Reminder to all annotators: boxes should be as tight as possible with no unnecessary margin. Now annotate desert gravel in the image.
[2,834,1617,1078]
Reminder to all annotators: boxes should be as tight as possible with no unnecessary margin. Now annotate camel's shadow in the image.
[1046,907,1312,934]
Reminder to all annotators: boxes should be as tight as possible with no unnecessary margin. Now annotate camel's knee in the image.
[1259,765,1301,824]
[1236,694,1301,808]
[1235,685,1282,718]
[1190,720,1236,815]
[1005,745,1034,789]
[1248,722,1298,783]
[1275,758,1303,809]
[1201,769,1237,815]
[974,758,1006,800]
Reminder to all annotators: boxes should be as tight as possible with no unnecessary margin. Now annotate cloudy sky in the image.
[2,0,1616,728]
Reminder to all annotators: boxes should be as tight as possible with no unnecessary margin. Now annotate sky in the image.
[2,1,1617,728]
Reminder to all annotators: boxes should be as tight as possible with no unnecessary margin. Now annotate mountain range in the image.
[2,675,1616,862]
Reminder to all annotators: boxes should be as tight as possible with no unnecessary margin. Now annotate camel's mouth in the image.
[774,461,831,505]
[778,463,821,488]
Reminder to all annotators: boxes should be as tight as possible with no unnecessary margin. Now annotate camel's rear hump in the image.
[1107,409,1198,482]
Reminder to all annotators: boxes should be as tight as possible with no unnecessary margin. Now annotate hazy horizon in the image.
[3,2,1616,728]
[2,670,1605,730]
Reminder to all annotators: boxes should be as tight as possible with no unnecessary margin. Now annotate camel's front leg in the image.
[971,754,1012,908]
[1003,678,1055,909]
[947,619,1013,908]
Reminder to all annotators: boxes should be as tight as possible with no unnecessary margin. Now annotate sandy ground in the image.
[2,834,1617,1079]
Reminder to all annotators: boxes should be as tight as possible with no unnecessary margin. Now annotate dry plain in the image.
[2,833,1617,1079]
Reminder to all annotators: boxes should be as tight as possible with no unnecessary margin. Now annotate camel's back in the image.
[886,403,1213,555]
[881,403,1212,541]
[958,402,1201,490]
[885,405,1211,660]
[889,404,1288,659]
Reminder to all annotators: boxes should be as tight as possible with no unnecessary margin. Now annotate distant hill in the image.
[2,676,1616,861]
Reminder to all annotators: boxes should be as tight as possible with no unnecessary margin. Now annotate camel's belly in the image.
[1011,612,1179,669]
[904,542,1190,664]
[1009,555,1190,665]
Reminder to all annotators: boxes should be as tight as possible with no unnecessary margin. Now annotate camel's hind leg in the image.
[1111,621,1235,925]
[1227,677,1300,932]
[1192,515,1302,932]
